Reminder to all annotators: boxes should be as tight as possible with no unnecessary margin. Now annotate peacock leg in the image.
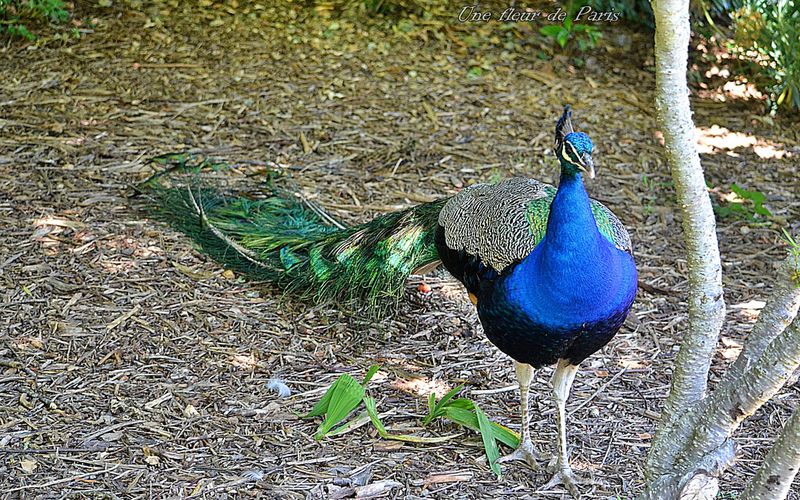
[497,361,543,469]
[541,358,591,498]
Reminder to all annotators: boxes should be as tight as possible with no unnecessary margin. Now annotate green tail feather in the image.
[138,153,447,314]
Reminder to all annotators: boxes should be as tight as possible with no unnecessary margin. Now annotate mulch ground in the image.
[1,1,798,498]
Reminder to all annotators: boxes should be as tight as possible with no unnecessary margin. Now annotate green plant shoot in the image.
[364,396,454,443]
[475,404,502,478]
[714,183,772,221]
[423,386,520,478]
[540,2,602,51]
[304,365,379,440]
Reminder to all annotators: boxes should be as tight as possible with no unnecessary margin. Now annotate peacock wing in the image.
[438,177,633,274]
[438,178,553,273]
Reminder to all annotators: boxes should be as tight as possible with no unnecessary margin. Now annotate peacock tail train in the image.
[137,153,447,314]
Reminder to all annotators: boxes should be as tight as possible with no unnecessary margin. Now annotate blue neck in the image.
[542,172,604,256]
[507,171,618,325]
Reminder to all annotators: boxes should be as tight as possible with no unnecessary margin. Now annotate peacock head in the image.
[554,105,595,179]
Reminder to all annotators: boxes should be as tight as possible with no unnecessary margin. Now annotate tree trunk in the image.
[641,255,800,498]
[643,0,726,488]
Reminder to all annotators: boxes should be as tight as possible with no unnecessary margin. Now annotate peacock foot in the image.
[496,438,544,470]
[542,465,596,499]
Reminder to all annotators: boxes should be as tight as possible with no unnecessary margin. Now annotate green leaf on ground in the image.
[422,387,520,476]
[475,403,502,478]
[312,373,365,439]
[422,384,464,425]
[326,410,371,437]
[364,396,387,436]
[442,406,519,448]
[304,367,380,440]
[365,396,459,443]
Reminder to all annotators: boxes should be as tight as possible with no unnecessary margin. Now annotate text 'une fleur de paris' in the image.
[457,5,621,23]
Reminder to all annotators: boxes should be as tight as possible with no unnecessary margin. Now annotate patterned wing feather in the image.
[438,178,551,272]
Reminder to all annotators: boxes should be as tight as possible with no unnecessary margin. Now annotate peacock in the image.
[139,106,637,496]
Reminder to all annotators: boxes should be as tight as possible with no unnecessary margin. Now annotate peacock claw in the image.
[542,465,594,499]
[497,438,544,470]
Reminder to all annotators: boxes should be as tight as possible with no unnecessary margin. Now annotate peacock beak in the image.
[581,154,595,179]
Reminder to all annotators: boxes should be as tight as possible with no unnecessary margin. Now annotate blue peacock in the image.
[140,106,638,495]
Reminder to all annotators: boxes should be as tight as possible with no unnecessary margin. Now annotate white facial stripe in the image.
[565,141,581,163]
[560,141,583,169]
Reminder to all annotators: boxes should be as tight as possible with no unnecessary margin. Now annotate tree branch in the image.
[678,317,800,471]
[740,407,800,500]
[651,0,725,422]
[645,0,726,480]
[718,257,800,391]
[641,314,800,497]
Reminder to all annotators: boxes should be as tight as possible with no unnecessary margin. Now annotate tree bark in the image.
[675,316,800,474]
[627,0,800,496]
[644,0,726,484]
[740,407,800,500]
[716,258,800,392]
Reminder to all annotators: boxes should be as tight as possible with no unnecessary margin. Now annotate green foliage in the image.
[474,405,501,477]
[731,0,800,111]
[304,375,519,477]
[588,0,747,31]
[422,383,463,426]
[713,183,773,221]
[327,0,445,18]
[29,0,67,21]
[0,0,69,39]
[303,366,462,444]
[585,0,744,30]
[348,0,421,16]
[640,174,675,217]
[304,365,379,440]
[362,396,453,443]
[693,0,744,26]
[423,385,520,478]
[540,2,602,51]
[684,0,799,113]
[466,66,483,79]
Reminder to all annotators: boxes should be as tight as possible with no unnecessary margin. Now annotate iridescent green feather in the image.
[137,154,447,315]
[590,205,617,247]
[525,186,557,246]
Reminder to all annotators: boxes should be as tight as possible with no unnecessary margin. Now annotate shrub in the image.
[692,0,745,27]
[732,0,800,111]
[588,0,743,30]
[541,1,603,51]
[318,0,443,18]
[0,0,70,39]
